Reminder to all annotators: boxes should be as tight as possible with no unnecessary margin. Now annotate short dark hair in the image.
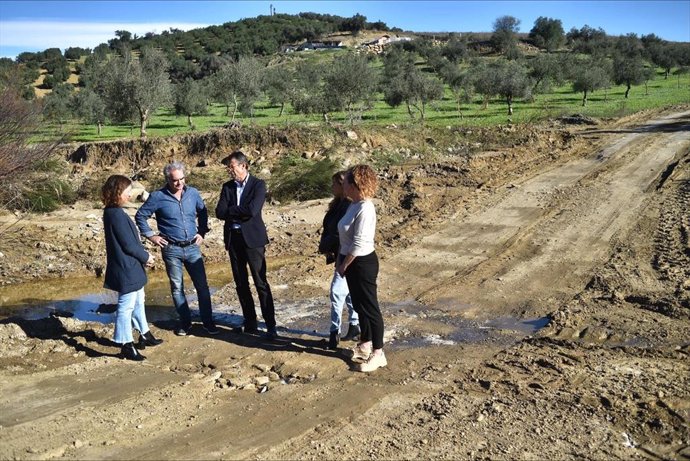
[221,150,249,167]
[102,175,132,207]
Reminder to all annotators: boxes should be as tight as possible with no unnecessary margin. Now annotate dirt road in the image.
[0,109,689,460]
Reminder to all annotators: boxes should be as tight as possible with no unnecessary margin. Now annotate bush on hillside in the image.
[268,155,337,203]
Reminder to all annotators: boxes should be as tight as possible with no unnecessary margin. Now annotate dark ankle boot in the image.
[121,342,146,361]
[328,331,340,350]
[138,330,163,349]
[342,324,361,341]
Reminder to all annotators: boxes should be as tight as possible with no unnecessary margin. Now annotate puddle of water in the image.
[0,263,233,323]
[0,273,551,348]
[482,316,551,334]
[384,298,550,349]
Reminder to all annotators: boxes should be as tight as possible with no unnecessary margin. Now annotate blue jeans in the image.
[114,287,148,344]
[161,244,213,327]
[330,268,358,333]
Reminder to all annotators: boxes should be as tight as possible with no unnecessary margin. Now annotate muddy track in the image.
[388,111,690,313]
[1,110,689,460]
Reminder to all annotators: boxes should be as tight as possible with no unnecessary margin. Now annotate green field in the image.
[54,67,690,143]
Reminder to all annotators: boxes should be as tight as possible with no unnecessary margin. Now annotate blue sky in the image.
[1,1,688,58]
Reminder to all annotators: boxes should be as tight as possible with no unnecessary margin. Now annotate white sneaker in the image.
[357,352,387,373]
[349,343,372,361]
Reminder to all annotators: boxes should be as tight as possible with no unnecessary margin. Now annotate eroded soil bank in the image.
[0,108,688,460]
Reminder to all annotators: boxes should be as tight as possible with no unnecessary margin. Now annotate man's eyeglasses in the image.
[169,177,185,183]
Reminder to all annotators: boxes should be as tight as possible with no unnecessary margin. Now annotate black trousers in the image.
[229,231,276,330]
[345,251,384,350]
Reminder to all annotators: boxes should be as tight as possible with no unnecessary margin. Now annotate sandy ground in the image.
[0,108,689,460]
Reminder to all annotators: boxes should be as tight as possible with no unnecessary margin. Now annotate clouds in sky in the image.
[0,20,209,54]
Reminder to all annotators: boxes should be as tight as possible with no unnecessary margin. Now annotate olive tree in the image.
[612,35,648,99]
[528,53,571,93]
[234,56,264,116]
[642,35,677,80]
[391,69,443,121]
[571,58,611,106]
[263,66,293,117]
[212,56,263,119]
[42,83,73,129]
[491,15,521,55]
[529,17,565,52]
[491,60,532,115]
[71,88,106,135]
[673,66,690,89]
[94,47,173,136]
[128,48,173,136]
[323,53,378,124]
[439,62,473,119]
[470,61,500,109]
[290,61,328,120]
[211,59,240,118]
[381,47,444,121]
[174,77,208,127]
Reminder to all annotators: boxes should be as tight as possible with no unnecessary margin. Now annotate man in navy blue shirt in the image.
[136,161,218,336]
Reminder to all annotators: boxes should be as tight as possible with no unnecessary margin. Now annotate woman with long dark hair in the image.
[102,175,162,361]
[319,171,360,350]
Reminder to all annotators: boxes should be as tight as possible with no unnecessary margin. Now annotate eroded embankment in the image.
[1,121,583,286]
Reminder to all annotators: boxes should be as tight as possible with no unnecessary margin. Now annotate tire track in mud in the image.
[654,166,690,288]
[382,111,690,316]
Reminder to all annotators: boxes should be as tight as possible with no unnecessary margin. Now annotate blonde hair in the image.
[347,164,378,199]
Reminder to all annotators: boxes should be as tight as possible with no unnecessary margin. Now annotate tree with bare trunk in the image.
[572,57,611,106]
[323,53,378,124]
[612,34,647,99]
[263,66,293,117]
[87,47,171,137]
[211,56,263,120]
[174,78,208,128]
[129,48,173,136]
[491,16,521,55]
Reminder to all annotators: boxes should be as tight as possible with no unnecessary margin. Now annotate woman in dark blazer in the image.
[319,171,359,349]
[102,175,162,361]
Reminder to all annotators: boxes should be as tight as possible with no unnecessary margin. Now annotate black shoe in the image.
[203,324,220,335]
[342,324,361,342]
[121,342,146,361]
[328,331,340,350]
[265,328,279,340]
[137,330,164,349]
[243,323,259,334]
[175,324,191,336]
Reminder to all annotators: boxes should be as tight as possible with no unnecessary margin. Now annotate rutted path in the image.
[0,109,689,460]
[384,111,690,314]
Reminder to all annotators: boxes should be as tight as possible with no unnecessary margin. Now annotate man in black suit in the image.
[215,151,278,339]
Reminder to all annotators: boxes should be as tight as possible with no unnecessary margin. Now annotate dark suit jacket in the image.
[103,207,149,294]
[215,175,269,250]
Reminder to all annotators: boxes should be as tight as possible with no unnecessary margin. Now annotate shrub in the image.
[186,168,228,194]
[268,155,337,203]
[21,179,77,212]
